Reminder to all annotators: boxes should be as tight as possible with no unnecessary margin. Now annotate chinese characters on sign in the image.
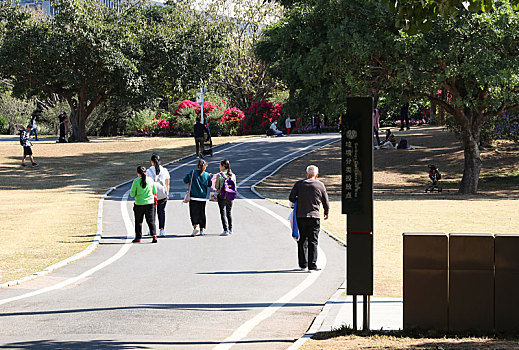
[342,119,363,213]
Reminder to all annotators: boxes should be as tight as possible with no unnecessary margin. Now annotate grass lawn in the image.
[256,125,519,349]
[0,135,243,284]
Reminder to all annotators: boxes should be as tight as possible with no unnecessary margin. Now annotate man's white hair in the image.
[306,165,319,177]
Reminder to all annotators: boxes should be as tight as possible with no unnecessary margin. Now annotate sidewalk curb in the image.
[0,139,242,289]
[287,282,346,350]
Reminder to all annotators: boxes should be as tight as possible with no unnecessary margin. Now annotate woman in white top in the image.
[285,117,296,135]
[146,154,170,237]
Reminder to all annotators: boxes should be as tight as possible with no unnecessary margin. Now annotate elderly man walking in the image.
[289,165,330,271]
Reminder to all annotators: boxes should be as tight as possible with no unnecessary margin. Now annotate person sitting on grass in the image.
[377,129,397,149]
[20,125,38,167]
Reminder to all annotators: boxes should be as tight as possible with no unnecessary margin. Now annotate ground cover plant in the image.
[0,135,242,284]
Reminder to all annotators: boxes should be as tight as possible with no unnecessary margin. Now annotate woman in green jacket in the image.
[130,166,158,243]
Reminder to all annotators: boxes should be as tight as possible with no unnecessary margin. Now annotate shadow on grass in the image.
[0,143,199,193]
[312,325,519,348]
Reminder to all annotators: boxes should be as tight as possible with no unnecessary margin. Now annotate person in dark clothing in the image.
[400,102,410,131]
[183,159,212,236]
[289,165,330,272]
[57,111,68,143]
[314,115,323,134]
[193,117,208,158]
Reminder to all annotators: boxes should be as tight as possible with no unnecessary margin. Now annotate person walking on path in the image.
[373,107,381,146]
[193,117,208,158]
[215,159,237,236]
[400,102,410,131]
[289,165,329,272]
[314,115,323,134]
[184,159,212,236]
[29,115,38,141]
[130,166,158,243]
[285,117,296,135]
[20,125,38,167]
[146,154,170,238]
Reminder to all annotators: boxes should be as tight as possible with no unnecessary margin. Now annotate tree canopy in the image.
[257,0,519,193]
[0,0,225,141]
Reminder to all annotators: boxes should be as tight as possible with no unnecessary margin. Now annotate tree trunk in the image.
[459,124,482,194]
[67,92,90,142]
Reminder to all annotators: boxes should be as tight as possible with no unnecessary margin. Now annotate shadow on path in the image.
[0,338,295,349]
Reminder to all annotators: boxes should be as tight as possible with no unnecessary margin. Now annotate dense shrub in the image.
[242,100,282,134]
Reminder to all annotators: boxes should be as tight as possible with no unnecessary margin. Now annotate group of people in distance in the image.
[129,155,237,243]
[129,152,330,272]
[373,106,413,150]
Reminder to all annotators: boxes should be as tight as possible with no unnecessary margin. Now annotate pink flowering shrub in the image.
[242,100,283,135]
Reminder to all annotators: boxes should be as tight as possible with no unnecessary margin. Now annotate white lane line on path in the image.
[0,140,249,305]
[0,191,133,306]
[213,137,337,350]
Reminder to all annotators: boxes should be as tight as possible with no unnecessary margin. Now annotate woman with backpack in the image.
[146,154,170,237]
[215,159,237,236]
[183,159,212,237]
[130,166,158,243]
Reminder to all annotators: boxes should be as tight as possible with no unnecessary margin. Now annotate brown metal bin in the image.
[403,233,449,331]
[449,233,494,333]
[495,234,519,333]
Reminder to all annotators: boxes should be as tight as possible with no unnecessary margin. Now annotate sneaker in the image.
[31,163,38,167]
[152,236,158,243]
[308,268,322,272]
[374,146,380,150]
[159,229,165,237]
[298,267,308,271]
[220,231,229,236]
[191,229,199,237]
[199,230,206,236]
[132,238,141,243]
[21,163,26,167]
[228,229,233,234]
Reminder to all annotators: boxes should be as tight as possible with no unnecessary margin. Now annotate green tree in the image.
[382,0,519,33]
[398,3,519,193]
[256,0,401,116]
[258,0,519,193]
[211,0,284,111]
[0,0,225,141]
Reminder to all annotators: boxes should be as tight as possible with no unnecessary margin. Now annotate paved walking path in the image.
[0,135,345,349]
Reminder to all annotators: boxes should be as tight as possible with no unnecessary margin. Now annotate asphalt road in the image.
[0,134,345,350]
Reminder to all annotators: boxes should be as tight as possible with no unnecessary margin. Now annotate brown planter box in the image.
[495,234,519,333]
[403,233,448,331]
[449,233,494,333]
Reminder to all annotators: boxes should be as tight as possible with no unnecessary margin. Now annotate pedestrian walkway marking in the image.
[213,137,336,350]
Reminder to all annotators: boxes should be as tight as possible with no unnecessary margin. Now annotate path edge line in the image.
[0,139,247,289]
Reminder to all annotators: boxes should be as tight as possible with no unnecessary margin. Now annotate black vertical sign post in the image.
[342,97,374,331]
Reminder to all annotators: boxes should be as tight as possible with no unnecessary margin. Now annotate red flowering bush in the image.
[242,100,283,135]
